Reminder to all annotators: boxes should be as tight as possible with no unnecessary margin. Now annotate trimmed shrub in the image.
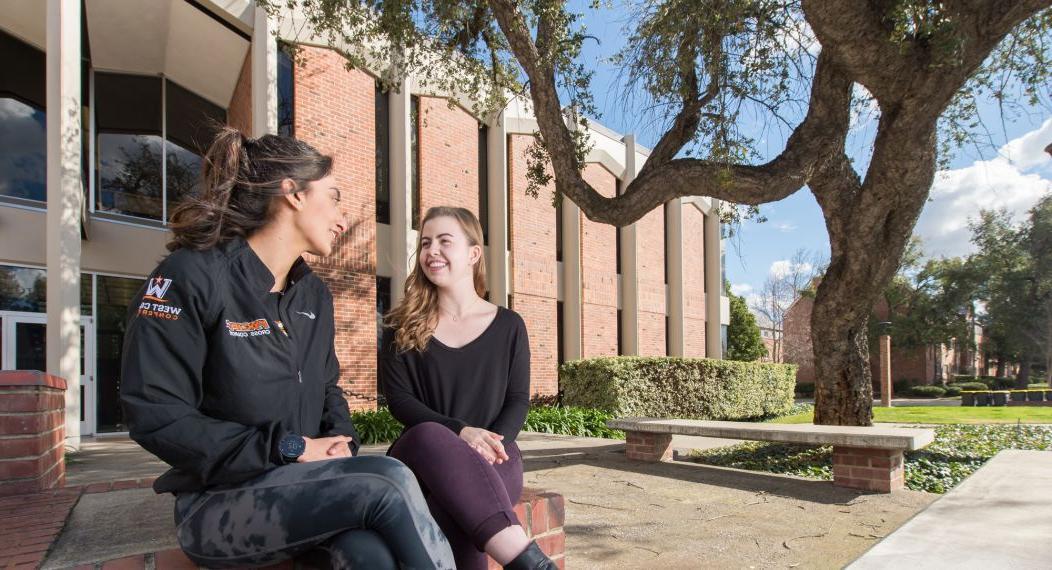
[892,379,914,394]
[943,385,962,397]
[954,382,988,391]
[908,385,947,398]
[795,382,815,397]
[1029,383,1051,389]
[522,406,624,439]
[560,356,797,420]
[979,376,1015,390]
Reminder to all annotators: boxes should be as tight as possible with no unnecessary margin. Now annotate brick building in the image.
[0,1,728,448]
[783,295,987,389]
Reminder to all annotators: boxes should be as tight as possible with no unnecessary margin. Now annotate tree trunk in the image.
[811,257,879,426]
[1017,358,1032,388]
[996,356,1006,378]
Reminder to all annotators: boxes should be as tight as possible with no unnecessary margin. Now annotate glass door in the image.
[1,312,96,436]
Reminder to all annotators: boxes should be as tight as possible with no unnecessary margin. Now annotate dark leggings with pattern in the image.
[388,422,525,570]
[173,455,455,569]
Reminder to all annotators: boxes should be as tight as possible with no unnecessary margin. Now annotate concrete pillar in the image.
[704,200,723,359]
[619,135,639,355]
[389,78,414,305]
[251,6,278,137]
[880,334,893,406]
[46,0,83,450]
[486,111,509,307]
[666,199,685,356]
[562,195,582,361]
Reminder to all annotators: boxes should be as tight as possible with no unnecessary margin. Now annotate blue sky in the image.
[565,2,1052,313]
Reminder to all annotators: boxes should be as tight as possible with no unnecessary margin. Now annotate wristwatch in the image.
[278,433,306,464]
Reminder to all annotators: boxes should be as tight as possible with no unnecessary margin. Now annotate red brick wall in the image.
[293,46,378,410]
[508,134,559,396]
[636,205,666,356]
[419,97,480,217]
[783,297,815,384]
[227,50,252,134]
[580,164,618,358]
[682,204,707,357]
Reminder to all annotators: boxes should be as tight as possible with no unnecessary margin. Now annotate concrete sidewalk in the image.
[15,432,941,569]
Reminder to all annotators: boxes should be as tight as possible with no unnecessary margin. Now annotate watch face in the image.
[280,434,305,459]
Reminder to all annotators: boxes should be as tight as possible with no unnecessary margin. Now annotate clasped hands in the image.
[297,435,355,463]
[459,426,509,465]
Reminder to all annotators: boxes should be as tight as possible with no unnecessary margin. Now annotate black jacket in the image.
[120,238,360,494]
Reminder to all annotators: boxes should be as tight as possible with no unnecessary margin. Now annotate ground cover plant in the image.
[691,424,1052,493]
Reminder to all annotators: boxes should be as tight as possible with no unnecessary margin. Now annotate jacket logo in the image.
[296,311,316,320]
[226,319,272,337]
[144,276,173,303]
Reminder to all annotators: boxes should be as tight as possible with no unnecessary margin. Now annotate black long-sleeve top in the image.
[380,306,531,443]
[120,238,360,494]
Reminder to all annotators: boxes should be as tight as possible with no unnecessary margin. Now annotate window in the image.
[556,301,564,364]
[165,80,224,212]
[663,202,670,285]
[617,309,623,355]
[0,265,92,314]
[95,274,145,433]
[376,276,392,352]
[478,125,489,244]
[95,73,225,222]
[721,324,728,355]
[375,82,390,224]
[0,30,47,203]
[615,179,622,275]
[410,96,420,230]
[277,43,294,137]
[555,195,563,262]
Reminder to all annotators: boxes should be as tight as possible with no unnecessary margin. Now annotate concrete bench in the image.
[607,418,934,493]
[847,449,1052,568]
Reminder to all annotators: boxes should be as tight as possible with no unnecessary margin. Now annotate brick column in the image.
[832,446,905,493]
[488,489,566,569]
[0,372,67,496]
[625,431,674,462]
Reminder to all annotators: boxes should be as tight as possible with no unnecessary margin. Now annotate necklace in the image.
[439,298,480,322]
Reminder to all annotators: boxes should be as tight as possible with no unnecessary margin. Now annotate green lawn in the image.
[771,405,1052,424]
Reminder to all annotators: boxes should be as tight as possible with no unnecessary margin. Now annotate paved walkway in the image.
[848,449,1052,569]
[5,433,939,569]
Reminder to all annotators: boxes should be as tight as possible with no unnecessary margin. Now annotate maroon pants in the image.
[388,422,524,570]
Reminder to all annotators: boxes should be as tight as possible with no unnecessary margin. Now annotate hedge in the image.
[560,356,797,420]
[908,385,947,398]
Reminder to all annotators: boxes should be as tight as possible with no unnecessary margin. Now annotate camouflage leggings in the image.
[174,456,455,569]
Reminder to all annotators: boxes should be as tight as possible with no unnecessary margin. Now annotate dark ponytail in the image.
[166,126,333,252]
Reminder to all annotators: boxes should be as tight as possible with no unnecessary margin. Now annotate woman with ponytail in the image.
[381,207,555,570]
[121,127,453,569]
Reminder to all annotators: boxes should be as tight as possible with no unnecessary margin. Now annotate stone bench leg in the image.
[625,431,674,462]
[832,446,904,493]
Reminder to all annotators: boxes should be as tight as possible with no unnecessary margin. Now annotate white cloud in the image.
[997,118,1052,171]
[769,260,813,279]
[914,121,1052,258]
[731,283,753,296]
[774,222,798,233]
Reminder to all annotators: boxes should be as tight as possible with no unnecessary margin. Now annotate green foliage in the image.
[692,424,1052,494]
[943,385,962,397]
[726,285,767,361]
[909,385,947,398]
[350,408,404,445]
[794,382,815,396]
[950,382,987,391]
[976,376,1017,390]
[350,405,625,444]
[522,406,625,439]
[1030,383,1052,389]
[560,356,796,420]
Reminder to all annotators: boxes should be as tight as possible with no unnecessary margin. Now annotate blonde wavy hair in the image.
[385,206,488,352]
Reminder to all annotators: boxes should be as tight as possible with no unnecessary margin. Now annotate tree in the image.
[969,196,1052,387]
[875,240,981,382]
[265,1,1052,424]
[727,287,767,361]
[751,248,826,339]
